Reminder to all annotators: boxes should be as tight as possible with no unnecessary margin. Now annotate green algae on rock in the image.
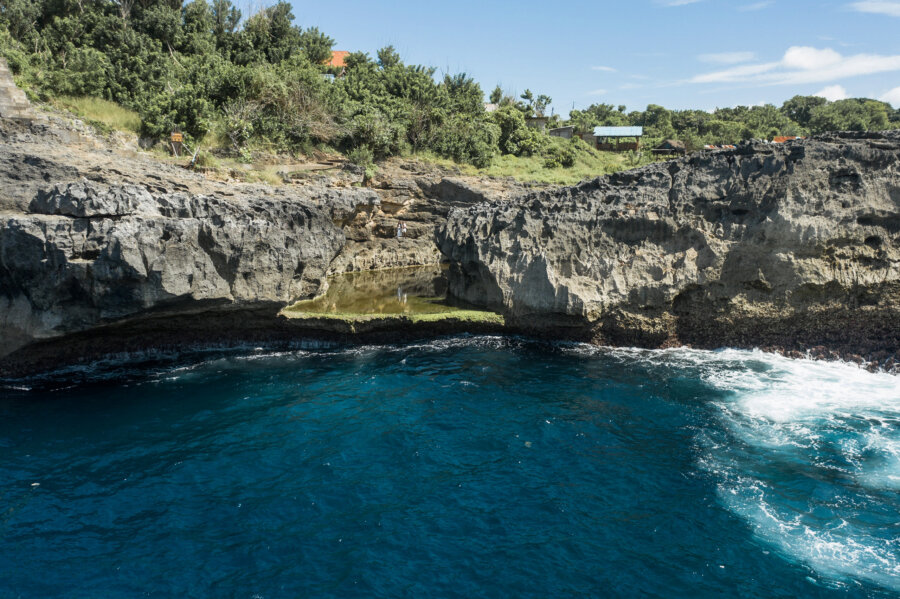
[281,266,506,332]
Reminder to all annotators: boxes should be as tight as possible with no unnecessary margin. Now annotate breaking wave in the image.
[694,350,900,591]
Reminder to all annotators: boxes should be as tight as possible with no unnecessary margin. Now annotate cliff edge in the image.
[438,132,900,366]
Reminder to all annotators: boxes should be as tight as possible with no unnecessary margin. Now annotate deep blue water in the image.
[1,337,899,598]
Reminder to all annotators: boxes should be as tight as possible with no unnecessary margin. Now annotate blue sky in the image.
[276,0,900,114]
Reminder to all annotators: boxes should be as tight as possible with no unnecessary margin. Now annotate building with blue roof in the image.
[590,126,644,152]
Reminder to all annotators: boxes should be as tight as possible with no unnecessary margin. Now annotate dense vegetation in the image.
[1,0,898,170]
[569,96,900,151]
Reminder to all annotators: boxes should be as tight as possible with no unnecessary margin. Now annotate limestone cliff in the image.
[1,180,344,360]
[0,112,515,374]
[438,132,900,364]
[2,98,898,374]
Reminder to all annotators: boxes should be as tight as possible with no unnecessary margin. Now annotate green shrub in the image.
[140,85,214,141]
[543,143,576,169]
[431,114,499,168]
[192,150,219,167]
[222,99,256,150]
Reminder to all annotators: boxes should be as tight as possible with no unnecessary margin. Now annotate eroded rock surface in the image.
[1,180,343,361]
[438,132,900,364]
[0,113,525,373]
[327,164,528,274]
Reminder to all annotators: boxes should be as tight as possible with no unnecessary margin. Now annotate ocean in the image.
[1,337,898,598]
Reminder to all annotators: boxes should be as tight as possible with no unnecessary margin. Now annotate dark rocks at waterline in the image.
[437,132,900,364]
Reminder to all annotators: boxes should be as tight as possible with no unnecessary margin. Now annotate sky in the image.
[272,0,900,115]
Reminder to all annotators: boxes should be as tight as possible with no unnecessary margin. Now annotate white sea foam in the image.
[685,349,900,591]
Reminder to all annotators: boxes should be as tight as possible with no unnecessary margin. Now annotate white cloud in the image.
[691,46,900,86]
[881,86,900,106]
[782,46,841,70]
[692,61,781,83]
[739,1,774,10]
[587,89,608,96]
[591,66,617,72]
[815,84,849,101]
[698,51,756,64]
[849,1,900,16]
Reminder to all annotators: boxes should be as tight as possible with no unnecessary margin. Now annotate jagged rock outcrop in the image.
[438,132,900,362]
[327,168,529,274]
[0,180,344,362]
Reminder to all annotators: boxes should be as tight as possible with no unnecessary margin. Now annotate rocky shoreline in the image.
[438,131,900,371]
[1,112,898,376]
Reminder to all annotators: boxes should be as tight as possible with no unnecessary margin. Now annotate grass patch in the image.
[53,96,141,135]
[406,309,506,325]
[281,307,506,326]
[242,165,285,185]
[409,144,662,186]
[192,150,220,168]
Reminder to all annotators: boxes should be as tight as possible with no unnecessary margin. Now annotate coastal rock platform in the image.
[438,132,900,369]
[1,105,898,374]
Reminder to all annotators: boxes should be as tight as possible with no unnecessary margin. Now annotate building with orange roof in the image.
[328,51,349,68]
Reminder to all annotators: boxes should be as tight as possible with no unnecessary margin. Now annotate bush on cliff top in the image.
[0,0,896,169]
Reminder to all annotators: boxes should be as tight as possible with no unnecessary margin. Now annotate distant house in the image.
[549,126,575,139]
[328,51,350,68]
[591,126,644,152]
[651,139,686,156]
[483,103,499,113]
[525,116,550,132]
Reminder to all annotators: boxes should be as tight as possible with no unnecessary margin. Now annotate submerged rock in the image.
[437,132,900,361]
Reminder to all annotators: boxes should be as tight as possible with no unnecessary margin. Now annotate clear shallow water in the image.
[286,265,458,315]
[1,337,899,598]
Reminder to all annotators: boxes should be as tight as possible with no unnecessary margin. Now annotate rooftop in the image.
[593,126,644,137]
[328,51,350,68]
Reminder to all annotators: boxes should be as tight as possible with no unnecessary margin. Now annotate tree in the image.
[493,105,546,156]
[298,27,333,65]
[489,85,502,104]
[780,95,827,128]
[442,73,483,115]
[343,51,371,71]
[534,94,551,117]
[238,2,301,64]
[520,89,533,106]
[211,0,241,39]
[808,99,890,133]
[376,45,400,69]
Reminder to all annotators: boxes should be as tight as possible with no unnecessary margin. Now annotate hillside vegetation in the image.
[2,0,898,179]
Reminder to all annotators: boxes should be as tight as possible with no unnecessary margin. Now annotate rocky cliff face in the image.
[0,109,528,373]
[0,180,344,361]
[3,101,898,374]
[438,132,900,364]
[326,169,528,274]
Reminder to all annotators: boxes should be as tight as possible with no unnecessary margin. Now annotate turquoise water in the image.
[1,337,899,598]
